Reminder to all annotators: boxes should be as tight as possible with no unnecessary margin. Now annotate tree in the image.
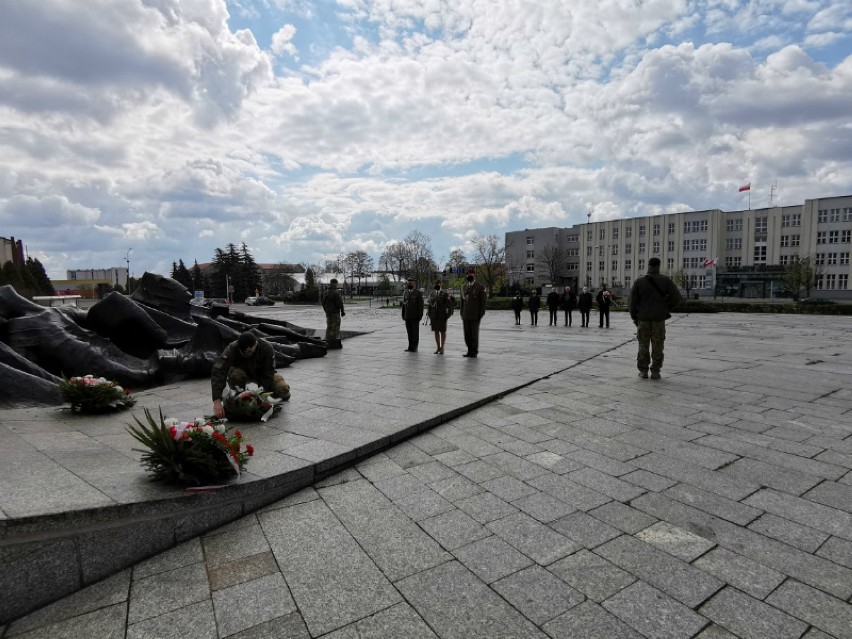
[536,245,568,286]
[191,260,204,293]
[342,250,374,293]
[404,231,436,287]
[380,241,409,282]
[302,268,319,302]
[446,248,467,275]
[171,259,193,290]
[671,269,693,298]
[238,243,262,299]
[471,234,507,297]
[25,257,54,295]
[784,255,822,299]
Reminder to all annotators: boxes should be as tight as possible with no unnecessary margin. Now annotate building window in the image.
[599,228,606,240]
[700,220,708,231]
[599,261,605,272]
[683,222,690,233]
[667,258,674,270]
[526,236,534,245]
[587,230,593,241]
[639,243,646,254]
[754,244,767,263]
[683,240,690,251]
[755,217,767,233]
[625,226,632,238]
[587,246,593,256]
[779,255,790,266]
[526,250,534,259]
[725,256,742,267]
[839,274,849,289]
[780,236,789,248]
[638,259,645,270]
[699,239,707,251]
[639,225,646,237]
[667,240,675,251]
[653,224,660,236]
[840,252,850,265]
[726,238,742,250]
[526,263,535,272]
[790,234,800,247]
[824,274,837,290]
[829,230,839,244]
[624,276,631,287]
[667,222,675,234]
[653,241,660,254]
[625,259,632,270]
[818,209,828,223]
[682,258,689,269]
[612,244,618,255]
[827,253,838,265]
[586,261,592,273]
[726,218,742,232]
[815,253,825,265]
[831,209,841,222]
[567,234,579,242]
[781,213,801,227]
[844,208,852,222]
[613,227,619,240]
[842,230,851,243]
[698,275,707,288]
[625,244,632,255]
[598,245,605,256]
[611,260,618,271]
[690,239,701,251]
[567,248,578,257]
[817,232,826,244]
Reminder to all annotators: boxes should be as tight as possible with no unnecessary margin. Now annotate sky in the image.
[1,0,851,280]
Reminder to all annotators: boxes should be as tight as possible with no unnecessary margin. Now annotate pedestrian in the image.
[578,286,593,327]
[428,280,453,354]
[596,287,612,328]
[511,291,524,325]
[402,277,424,352]
[322,278,345,349]
[546,288,560,326]
[561,286,577,326]
[461,269,487,358]
[211,331,290,418]
[528,288,541,325]
[629,257,682,379]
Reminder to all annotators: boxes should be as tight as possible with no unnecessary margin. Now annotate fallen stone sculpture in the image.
[0,274,328,407]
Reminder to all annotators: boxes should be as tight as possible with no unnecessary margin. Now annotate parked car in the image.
[255,296,275,306]
[204,298,229,307]
[244,296,258,305]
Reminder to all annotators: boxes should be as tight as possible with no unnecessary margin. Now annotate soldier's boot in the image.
[650,371,661,380]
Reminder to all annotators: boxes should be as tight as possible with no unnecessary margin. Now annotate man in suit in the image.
[546,288,560,326]
[461,269,487,357]
[402,277,424,352]
[596,287,613,328]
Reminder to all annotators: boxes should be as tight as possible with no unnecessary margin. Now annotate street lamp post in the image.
[125,248,133,292]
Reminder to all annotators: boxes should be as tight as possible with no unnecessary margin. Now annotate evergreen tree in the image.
[1,261,25,291]
[191,260,204,293]
[238,243,262,300]
[174,259,193,290]
[303,268,319,302]
[25,257,55,295]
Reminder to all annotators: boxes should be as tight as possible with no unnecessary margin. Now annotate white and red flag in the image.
[703,257,719,267]
[738,183,751,192]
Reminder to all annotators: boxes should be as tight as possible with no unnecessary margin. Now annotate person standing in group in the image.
[511,291,524,325]
[596,287,613,328]
[629,257,682,379]
[528,288,541,325]
[322,278,345,349]
[561,286,577,327]
[546,288,560,326]
[402,277,424,352]
[577,286,593,327]
[461,270,486,357]
[428,279,453,354]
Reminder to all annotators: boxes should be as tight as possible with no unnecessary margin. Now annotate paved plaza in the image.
[1,305,851,638]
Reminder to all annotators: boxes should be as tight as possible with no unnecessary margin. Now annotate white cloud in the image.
[271,24,298,57]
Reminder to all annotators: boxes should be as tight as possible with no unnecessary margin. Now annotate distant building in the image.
[0,235,25,268]
[51,267,128,299]
[506,194,852,300]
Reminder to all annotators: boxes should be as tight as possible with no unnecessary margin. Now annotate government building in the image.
[505,194,852,300]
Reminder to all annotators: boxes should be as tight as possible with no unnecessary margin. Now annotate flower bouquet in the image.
[59,375,136,413]
[223,383,282,422]
[126,408,254,484]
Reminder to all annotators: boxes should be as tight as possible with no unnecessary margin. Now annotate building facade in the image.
[1,235,25,268]
[506,194,852,299]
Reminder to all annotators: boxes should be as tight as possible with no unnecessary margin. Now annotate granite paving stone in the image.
[691,547,785,600]
[491,565,584,626]
[765,580,852,639]
[743,487,852,541]
[542,600,643,639]
[816,535,852,569]
[452,535,533,583]
[127,562,210,624]
[258,499,401,636]
[699,587,808,639]
[454,459,506,483]
[486,512,580,565]
[480,474,539,502]
[803,480,852,513]
[523,450,584,474]
[417,507,492,550]
[322,603,437,639]
[133,540,204,580]
[224,612,310,639]
[202,523,271,569]
[547,549,636,602]
[455,490,519,524]
[549,510,622,548]
[126,600,218,639]
[588,500,658,534]
[633,452,760,501]
[207,551,280,592]
[595,534,724,607]
[747,513,830,552]
[511,491,576,523]
[428,474,483,502]
[566,467,646,502]
[565,450,638,477]
[620,468,679,492]
[526,472,611,511]
[395,561,547,639]
[480,452,552,481]
[5,603,128,639]
[635,521,716,562]
[211,572,296,638]
[393,486,456,521]
[603,581,709,639]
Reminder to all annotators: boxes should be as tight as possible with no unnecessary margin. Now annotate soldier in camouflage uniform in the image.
[323,278,345,349]
[629,257,682,379]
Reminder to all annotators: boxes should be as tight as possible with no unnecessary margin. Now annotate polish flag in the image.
[703,257,719,267]
[738,184,751,192]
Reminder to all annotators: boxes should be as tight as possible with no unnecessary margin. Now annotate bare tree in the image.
[446,248,467,275]
[784,255,823,299]
[380,241,409,281]
[536,244,568,286]
[671,268,693,299]
[342,250,374,292]
[404,230,437,287]
[471,233,506,297]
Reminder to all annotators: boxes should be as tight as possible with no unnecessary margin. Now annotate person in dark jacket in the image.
[511,292,524,325]
[596,287,613,328]
[428,280,453,354]
[402,277,424,352]
[322,278,345,349]
[546,288,560,326]
[577,286,593,327]
[461,270,487,357]
[629,257,682,379]
[211,331,290,418]
[528,289,541,325]
[560,286,577,326]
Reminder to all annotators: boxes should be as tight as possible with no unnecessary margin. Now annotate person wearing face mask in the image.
[401,277,424,352]
[427,279,453,354]
[577,286,593,327]
[461,269,487,357]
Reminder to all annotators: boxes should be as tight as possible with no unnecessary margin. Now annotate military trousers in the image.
[326,312,341,340]
[636,320,666,373]
[227,368,291,401]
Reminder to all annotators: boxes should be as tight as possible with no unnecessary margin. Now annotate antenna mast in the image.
[769,181,777,206]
